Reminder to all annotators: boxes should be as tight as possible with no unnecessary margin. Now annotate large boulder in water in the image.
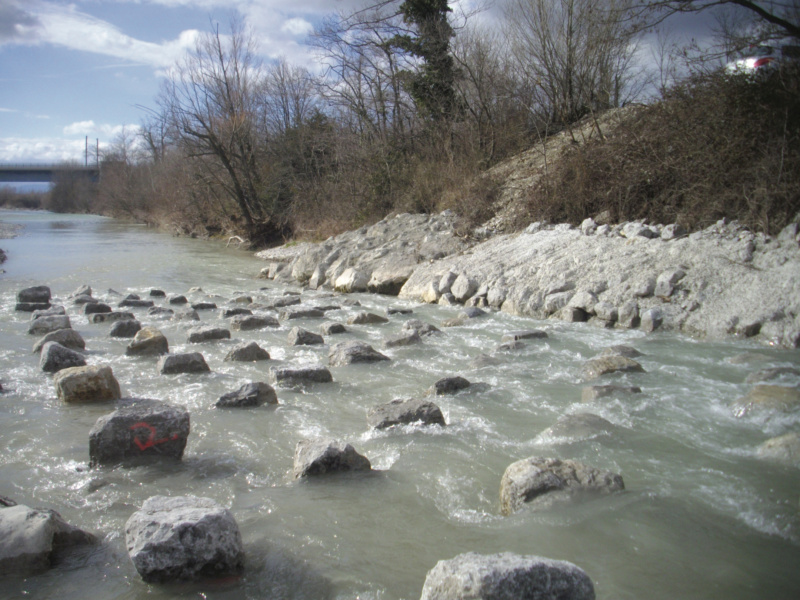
[39,342,86,373]
[17,285,51,304]
[88,399,190,466]
[126,327,169,356]
[329,341,390,367]
[419,552,595,600]
[187,326,230,343]
[293,438,371,479]
[230,314,280,330]
[367,398,445,429]
[581,355,644,380]
[224,341,270,362]
[157,352,210,375]
[215,382,277,408]
[125,495,244,583]
[268,365,333,388]
[28,315,71,336]
[731,385,800,417]
[0,504,95,577]
[110,319,141,338]
[499,457,624,515]
[53,364,121,403]
[32,328,85,353]
[756,432,800,468]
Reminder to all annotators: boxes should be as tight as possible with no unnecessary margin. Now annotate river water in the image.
[1,210,799,599]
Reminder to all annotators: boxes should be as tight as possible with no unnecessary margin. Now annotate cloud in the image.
[0,107,18,113]
[0,0,40,43]
[63,120,141,139]
[4,0,199,69]
[281,17,314,37]
[0,136,104,163]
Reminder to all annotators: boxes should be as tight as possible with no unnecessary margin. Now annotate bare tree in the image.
[157,19,278,237]
[504,0,643,126]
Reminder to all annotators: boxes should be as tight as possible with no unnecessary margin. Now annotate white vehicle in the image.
[726,43,800,74]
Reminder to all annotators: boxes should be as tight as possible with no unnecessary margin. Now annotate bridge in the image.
[0,163,100,184]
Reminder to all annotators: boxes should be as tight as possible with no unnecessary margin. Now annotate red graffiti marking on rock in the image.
[130,421,180,451]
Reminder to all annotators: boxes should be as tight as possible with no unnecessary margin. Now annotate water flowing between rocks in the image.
[1,211,799,599]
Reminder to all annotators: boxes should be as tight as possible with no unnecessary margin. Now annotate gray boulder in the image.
[348,311,389,325]
[39,342,86,373]
[268,365,333,387]
[654,268,686,299]
[187,326,230,343]
[640,307,663,332]
[31,306,65,319]
[617,302,640,328]
[581,355,645,380]
[419,552,595,600]
[329,341,390,366]
[756,432,800,468]
[125,495,244,583]
[110,319,141,338]
[427,376,471,396]
[16,302,51,312]
[191,302,217,311]
[293,438,371,479]
[149,289,166,297]
[367,398,445,429]
[539,413,616,442]
[731,385,800,417]
[320,321,347,335]
[216,382,277,408]
[91,311,135,324]
[84,302,111,315]
[224,341,270,362]
[126,327,169,356]
[0,504,95,577]
[53,364,121,403]
[288,327,324,346]
[402,319,440,336]
[600,345,642,359]
[169,295,188,305]
[172,309,200,322]
[581,385,642,403]
[147,306,174,319]
[119,298,154,309]
[28,315,71,336]
[231,314,279,330]
[499,457,624,515]
[501,330,548,342]
[158,353,210,375]
[17,285,51,304]
[384,330,421,348]
[280,307,325,320]
[32,328,85,353]
[221,307,252,318]
[89,398,190,466]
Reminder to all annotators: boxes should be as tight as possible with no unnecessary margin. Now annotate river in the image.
[1,210,799,599]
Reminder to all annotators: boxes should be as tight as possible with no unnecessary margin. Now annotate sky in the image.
[0,0,724,171]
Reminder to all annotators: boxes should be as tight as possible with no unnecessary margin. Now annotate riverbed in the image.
[1,210,799,599]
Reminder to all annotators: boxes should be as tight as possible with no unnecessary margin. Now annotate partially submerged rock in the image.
[501,330,548,342]
[499,457,624,515]
[367,398,445,429]
[581,385,642,403]
[53,364,121,403]
[110,319,141,338]
[17,285,51,305]
[756,432,800,468]
[268,365,333,387]
[28,315,71,336]
[230,314,279,330]
[427,376,471,396]
[539,413,616,442]
[329,341,390,367]
[32,328,85,353]
[125,495,244,583]
[293,438,371,479]
[89,398,190,466]
[90,311,135,324]
[732,385,800,417]
[348,311,389,325]
[419,552,595,600]
[158,352,210,375]
[581,355,645,380]
[126,327,169,356]
[224,341,270,362]
[0,504,95,577]
[187,326,230,343]
[288,327,324,346]
[320,321,346,335]
[39,342,86,373]
[216,382,277,408]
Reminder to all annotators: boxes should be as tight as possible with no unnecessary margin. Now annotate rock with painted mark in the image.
[125,495,244,583]
[89,398,190,466]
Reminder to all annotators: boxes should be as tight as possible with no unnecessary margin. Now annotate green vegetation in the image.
[18,1,797,245]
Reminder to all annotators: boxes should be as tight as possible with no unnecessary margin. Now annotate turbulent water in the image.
[1,210,799,599]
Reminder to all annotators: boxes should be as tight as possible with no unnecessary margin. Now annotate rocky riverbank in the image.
[257,212,800,348]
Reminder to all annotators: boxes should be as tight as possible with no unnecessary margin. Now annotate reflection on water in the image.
[1,210,799,600]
